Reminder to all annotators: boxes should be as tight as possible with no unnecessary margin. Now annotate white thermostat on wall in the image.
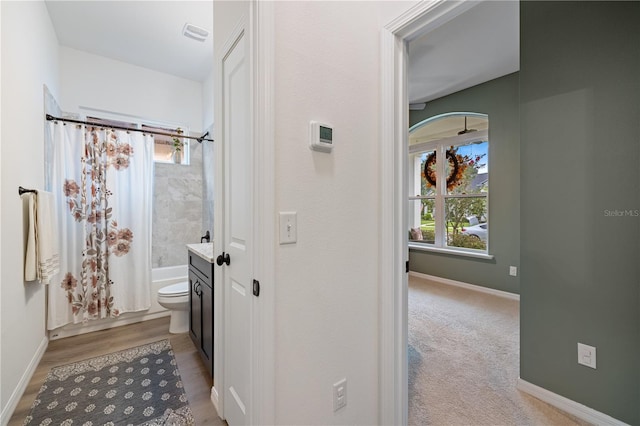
[309,121,333,153]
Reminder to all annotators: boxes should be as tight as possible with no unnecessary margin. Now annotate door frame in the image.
[249,1,275,424]
[212,2,275,424]
[379,1,480,424]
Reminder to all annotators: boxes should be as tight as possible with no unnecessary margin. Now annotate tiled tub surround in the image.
[153,141,204,268]
[201,125,215,238]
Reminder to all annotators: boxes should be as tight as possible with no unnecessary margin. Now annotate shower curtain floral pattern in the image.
[47,123,153,329]
[60,129,137,319]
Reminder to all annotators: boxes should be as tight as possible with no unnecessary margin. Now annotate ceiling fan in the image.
[458,116,477,135]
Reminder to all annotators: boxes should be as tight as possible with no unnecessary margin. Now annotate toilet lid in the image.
[158,281,189,296]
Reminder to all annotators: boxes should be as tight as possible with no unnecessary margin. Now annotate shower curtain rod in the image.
[45,114,214,143]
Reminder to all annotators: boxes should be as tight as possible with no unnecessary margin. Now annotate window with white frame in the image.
[408,113,489,253]
[142,123,190,165]
[86,115,190,165]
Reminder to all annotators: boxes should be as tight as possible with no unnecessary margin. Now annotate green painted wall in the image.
[520,2,639,424]
[409,72,521,294]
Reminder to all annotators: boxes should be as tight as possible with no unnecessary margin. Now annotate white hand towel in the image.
[24,193,38,281]
[24,191,59,284]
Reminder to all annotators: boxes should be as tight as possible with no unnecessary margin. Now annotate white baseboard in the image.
[0,336,48,426]
[517,378,629,426]
[409,271,520,301]
[211,385,221,418]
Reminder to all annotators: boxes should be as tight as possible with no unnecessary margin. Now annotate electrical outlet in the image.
[578,343,597,369]
[333,378,347,412]
[509,266,517,276]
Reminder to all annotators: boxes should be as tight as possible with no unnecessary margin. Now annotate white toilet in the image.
[157,281,189,334]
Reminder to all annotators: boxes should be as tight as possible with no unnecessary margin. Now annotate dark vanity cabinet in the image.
[188,250,214,377]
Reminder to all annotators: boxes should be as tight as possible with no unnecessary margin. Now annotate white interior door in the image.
[222,29,252,425]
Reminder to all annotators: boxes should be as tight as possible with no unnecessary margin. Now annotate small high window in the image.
[142,124,190,165]
[86,116,190,165]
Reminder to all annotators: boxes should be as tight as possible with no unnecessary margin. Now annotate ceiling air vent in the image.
[182,23,209,42]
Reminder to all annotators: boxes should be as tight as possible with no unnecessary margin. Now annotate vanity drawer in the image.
[189,252,213,282]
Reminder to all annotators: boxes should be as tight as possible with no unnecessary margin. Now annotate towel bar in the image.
[19,186,37,195]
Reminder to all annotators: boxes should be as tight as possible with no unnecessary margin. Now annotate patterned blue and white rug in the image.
[24,339,194,425]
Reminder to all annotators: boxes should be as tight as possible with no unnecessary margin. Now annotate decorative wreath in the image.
[424,149,466,191]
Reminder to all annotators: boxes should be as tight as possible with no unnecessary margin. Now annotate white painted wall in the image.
[59,47,203,133]
[202,68,214,131]
[270,2,415,424]
[0,1,60,420]
[213,1,416,423]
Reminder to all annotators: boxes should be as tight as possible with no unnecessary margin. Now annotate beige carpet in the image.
[408,276,590,426]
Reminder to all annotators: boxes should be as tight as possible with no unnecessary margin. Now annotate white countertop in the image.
[187,242,215,263]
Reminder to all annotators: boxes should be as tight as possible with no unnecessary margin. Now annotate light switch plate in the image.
[279,212,297,244]
[333,378,347,412]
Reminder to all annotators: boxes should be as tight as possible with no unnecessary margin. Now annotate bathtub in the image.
[152,264,188,282]
[49,265,188,340]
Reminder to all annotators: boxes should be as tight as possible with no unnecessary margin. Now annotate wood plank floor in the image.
[8,317,225,425]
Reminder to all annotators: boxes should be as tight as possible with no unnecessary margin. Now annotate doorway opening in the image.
[379,1,519,424]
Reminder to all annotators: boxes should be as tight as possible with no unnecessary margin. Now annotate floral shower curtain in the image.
[46,121,154,330]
